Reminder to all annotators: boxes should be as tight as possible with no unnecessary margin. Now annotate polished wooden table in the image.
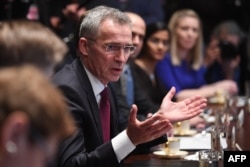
[124,108,250,167]
[125,159,199,167]
[124,153,200,167]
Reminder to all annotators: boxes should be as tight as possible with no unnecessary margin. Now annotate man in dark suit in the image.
[52,6,207,167]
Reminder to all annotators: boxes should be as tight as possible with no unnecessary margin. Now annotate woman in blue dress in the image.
[156,9,238,101]
[130,21,206,129]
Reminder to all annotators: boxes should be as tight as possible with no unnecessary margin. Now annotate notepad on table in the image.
[179,133,227,150]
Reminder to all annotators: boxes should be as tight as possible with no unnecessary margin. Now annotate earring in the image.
[6,141,17,153]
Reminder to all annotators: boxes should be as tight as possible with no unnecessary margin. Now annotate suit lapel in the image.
[73,59,104,140]
[108,84,119,138]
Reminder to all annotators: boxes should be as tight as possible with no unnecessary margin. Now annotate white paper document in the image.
[179,133,227,150]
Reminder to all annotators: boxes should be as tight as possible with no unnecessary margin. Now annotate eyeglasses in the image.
[85,37,136,56]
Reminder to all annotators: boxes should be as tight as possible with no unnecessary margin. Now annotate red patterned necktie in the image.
[100,87,110,143]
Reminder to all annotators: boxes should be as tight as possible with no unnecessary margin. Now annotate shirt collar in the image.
[82,64,105,96]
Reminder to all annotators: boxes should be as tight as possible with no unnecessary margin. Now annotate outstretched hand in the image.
[158,87,207,123]
[126,104,173,146]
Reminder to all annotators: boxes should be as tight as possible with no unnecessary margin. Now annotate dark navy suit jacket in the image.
[52,58,167,167]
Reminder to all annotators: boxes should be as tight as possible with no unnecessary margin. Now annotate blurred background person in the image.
[124,12,146,59]
[0,19,68,77]
[156,9,238,101]
[0,65,75,167]
[204,20,247,95]
[131,21,206,130]
[0,0,53,28]
[112,12,205,129]
[112,12,160,122]
[131,22,170,106]
[162,0,249,45]
[118,12,147,108]
[49,0,165,35]
[111,12,159,126]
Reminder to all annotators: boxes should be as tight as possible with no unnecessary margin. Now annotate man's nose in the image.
[115,49,129,62]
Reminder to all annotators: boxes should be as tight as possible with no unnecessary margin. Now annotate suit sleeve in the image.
[55,85,120,167]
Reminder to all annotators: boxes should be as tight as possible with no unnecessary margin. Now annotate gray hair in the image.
[212,20,244,39]
[79,5,132,39]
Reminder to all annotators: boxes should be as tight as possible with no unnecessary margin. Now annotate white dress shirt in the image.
[83,65,136,162]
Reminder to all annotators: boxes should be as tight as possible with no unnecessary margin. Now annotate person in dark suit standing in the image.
[52,6,207,167]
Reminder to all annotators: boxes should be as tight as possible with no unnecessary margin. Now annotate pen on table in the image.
[235,143,243,151]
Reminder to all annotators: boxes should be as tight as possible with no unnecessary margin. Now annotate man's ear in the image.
[78,37,89,57]
[1,111,29,153]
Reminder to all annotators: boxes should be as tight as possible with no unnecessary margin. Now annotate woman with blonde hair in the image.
[168,9,204,71]
[156,9,238,101]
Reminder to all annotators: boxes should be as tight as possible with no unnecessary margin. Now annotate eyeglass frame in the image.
[83,37,136,57]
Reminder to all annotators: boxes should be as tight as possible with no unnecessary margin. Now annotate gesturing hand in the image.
[126,105,173,146]
[158,87,207,123]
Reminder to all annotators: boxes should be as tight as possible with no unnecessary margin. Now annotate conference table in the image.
[124,99,250,167]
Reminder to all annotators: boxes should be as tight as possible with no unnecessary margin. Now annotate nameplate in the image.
[224,151,250,167]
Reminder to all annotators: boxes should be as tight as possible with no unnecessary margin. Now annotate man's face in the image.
[129,14,146,58]
[82,19,133,85]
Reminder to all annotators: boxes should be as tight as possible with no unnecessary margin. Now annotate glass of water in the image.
[198,150,220,167]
